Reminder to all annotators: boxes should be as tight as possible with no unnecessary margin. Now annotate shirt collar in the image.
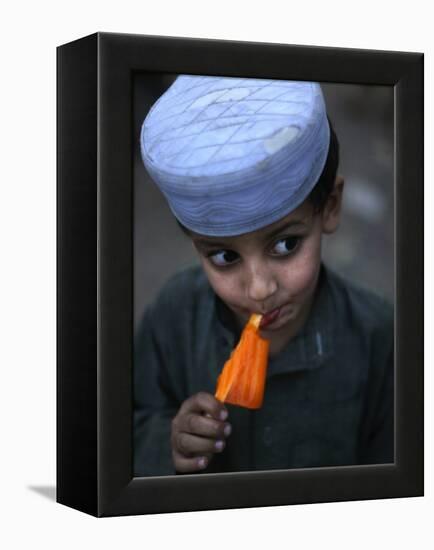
[214,263,336,376]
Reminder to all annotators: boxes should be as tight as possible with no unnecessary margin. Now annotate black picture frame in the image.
[57,32,424,517]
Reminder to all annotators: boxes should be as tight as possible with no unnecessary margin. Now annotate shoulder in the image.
[153,263,211,307]
[324,265,394,339]
[144,263,214,329]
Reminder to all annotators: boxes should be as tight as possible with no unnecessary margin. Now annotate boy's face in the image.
[190,177,344,351]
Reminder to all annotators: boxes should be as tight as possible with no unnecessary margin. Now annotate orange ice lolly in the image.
[215,313,269,409]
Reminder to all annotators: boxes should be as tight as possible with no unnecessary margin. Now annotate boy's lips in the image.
[259,307,282,328]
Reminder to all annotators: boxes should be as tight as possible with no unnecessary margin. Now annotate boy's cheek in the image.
[210,278,241,308]
[200,261,238,302]
[280,248,322,298]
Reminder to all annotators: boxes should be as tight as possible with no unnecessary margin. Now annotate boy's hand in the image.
[171,392,232,473]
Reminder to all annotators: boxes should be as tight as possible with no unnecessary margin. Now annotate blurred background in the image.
[133,74,394,330]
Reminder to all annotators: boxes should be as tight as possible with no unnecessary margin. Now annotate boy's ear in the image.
[321,175,345,234]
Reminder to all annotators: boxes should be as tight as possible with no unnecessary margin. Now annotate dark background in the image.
[133,74,394,330]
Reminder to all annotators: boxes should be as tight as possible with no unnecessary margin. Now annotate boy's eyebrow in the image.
[263,219,307,241]
[192,237,230,249]
[192,219,307,249]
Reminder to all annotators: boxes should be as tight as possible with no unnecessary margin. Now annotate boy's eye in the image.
[270,236,301,256]
[208,249,239,267]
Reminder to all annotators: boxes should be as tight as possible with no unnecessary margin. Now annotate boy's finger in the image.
[181,391,228,420]
[179,412,231,439]
[173,452,211,474]
[175,432,226,457]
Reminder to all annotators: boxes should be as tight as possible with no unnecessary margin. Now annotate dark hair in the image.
[176,218,191,236]
[176,118,339,235]
[306,117,340,213]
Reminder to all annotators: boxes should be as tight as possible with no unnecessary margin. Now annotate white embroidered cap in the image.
[140,75,330,236]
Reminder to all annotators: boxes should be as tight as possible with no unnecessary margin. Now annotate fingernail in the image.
[220,409,228,421]
[215,440,225,452]
[224,423,232,437]
[197,457,207,469]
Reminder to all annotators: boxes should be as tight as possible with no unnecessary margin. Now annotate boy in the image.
[134,76,394,476]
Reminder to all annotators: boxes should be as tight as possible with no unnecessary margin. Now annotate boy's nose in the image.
[245,264,278,304]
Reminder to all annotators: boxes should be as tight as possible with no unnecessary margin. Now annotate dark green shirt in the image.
[134,263,394,477]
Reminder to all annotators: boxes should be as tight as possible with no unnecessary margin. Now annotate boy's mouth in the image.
[259,307,281,329]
